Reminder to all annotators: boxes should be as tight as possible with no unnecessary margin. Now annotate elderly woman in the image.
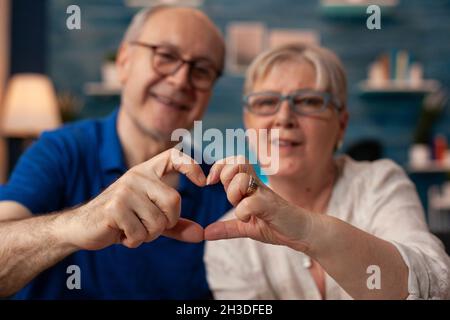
[203,43,450,299]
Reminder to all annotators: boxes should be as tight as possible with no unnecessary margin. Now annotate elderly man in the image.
[0,6,231,299]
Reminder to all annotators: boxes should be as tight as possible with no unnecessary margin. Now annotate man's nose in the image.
[273,100,297,129]
[166,63,191,90]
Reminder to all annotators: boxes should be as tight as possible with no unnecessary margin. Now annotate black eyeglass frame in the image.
[130,41,222,90]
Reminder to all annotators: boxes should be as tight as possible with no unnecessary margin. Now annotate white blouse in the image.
[204,156,450,299]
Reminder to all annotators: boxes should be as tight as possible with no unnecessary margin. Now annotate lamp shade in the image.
[1,73,61,137]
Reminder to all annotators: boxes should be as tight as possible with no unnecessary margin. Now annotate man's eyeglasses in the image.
[130,41,221,90]
[243,90,343,116]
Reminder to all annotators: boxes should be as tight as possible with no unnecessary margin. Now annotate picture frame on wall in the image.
[226,22,266,75]
[268,29,320,49]
[225,22,320,75]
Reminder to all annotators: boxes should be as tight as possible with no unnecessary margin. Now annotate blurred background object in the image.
[345,138,383,162]
[320,0,399,18]
[0,73,62,175]
[57,91,82,123]
[125,0,204,7]
[414,90,449,145]
[0,73,61,137]
[101,50,120,88]
[0,0,10,184]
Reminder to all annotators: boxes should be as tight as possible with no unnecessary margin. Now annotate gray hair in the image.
[121,5,226,73]
[244,43,347,109]
[122,6,169,43]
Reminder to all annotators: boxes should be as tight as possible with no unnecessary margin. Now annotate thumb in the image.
[204,219,253,241]
[162,218,204,243]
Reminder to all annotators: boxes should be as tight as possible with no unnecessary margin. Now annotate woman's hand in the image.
[204,156,315,252]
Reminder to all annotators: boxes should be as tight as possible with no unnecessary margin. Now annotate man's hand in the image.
[204,156,314,253]
[60,148,207,250]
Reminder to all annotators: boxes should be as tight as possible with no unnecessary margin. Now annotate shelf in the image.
[358,80,441,96]
[407,162,450,174]
[429,183,450,219]
[124,0,204,7]
[320,0,398,17]
[430,200,450,211]
[84,82,121,96]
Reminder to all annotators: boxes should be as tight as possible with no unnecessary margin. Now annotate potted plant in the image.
[101,50,120,87]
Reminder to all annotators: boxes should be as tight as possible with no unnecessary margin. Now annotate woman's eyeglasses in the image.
[243,90,342,116]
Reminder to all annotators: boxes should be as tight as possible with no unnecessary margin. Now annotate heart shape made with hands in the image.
[160,150,259,243]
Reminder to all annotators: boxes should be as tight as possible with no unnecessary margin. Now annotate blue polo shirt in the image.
[0,109,232,299]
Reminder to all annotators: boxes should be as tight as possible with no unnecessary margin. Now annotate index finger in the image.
[147,148,207,187]
[206,155,254,186]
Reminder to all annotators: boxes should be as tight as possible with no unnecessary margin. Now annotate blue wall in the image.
[47,0,450,166]
[11,0,47,74]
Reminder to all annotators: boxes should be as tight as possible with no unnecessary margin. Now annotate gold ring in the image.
[246,176,258,197]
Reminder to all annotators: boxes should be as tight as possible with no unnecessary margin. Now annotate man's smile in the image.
[149,92,192,111]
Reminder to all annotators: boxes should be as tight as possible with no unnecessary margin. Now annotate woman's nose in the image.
[273,100,297,129]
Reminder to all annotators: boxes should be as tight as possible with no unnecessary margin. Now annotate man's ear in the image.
[116,43,132,85]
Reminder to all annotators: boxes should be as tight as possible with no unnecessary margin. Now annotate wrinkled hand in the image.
[63,148,206,250]
[204,156,314,252]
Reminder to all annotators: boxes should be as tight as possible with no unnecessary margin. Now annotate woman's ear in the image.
[334,109,349,151]
[116,43,132,85]
[338,109,349,141]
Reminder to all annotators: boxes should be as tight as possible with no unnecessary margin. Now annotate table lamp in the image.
[0,73,62,175]
[0,73,61,138]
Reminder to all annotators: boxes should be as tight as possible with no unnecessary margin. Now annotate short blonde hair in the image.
[244,43,347,108]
